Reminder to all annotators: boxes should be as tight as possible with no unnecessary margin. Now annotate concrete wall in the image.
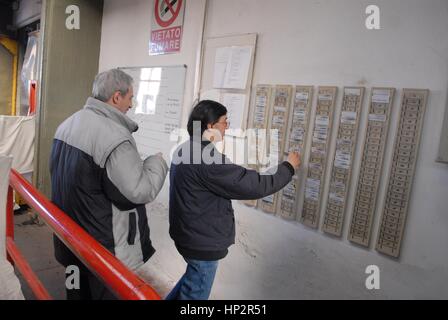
[99,0,448,299]
[437,100,448,163]
[35,0,103,196]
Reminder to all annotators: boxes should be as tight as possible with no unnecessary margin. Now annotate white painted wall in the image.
[99,0,206,131]
[99,0,448,299]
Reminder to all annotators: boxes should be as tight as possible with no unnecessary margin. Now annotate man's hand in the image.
[145,152,165,163]
[287,152,301,170]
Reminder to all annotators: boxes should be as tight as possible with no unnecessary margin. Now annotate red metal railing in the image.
[5,169,161,300]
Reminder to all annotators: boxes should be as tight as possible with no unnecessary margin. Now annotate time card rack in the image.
[376,89,428,257]
[259,85,293,213]
[348,88,395,246]
[322,87,365,236]
[241,85,273,207]
[301,87,338,228]
[278,86,314,220]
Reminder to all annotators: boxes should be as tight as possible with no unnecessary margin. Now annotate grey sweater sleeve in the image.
[199,161,294,200]
[105,141,168,205]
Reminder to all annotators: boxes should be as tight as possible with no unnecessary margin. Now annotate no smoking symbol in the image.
[155,0,183,28]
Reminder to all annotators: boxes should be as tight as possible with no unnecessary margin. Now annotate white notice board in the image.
[199,34,257,135]
[120,65,187,162]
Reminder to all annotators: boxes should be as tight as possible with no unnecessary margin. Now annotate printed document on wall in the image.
[213,46,252,89]
[222,93,246,131]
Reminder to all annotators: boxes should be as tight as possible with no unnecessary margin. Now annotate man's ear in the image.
[112,91,120,104]
[207,123,213,129]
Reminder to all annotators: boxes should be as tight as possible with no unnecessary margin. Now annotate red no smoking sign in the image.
[150,0,185,55]
[155,0,183,28]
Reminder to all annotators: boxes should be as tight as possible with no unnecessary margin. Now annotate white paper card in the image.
[341,111,357,124]
[262,194,274,204]
[345,88,361,96]
[319,94,333,101]
[213,47,231,88]
[368,114,387,122]
[372,90,391,103]
[213,46,253,89]
[222,93,246,130]
[296,92,309,101]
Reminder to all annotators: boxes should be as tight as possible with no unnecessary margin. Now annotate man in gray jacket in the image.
[50,68,168,300]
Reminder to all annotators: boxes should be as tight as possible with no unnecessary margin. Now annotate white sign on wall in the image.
[120,66,187,161]
[150,0,186,55]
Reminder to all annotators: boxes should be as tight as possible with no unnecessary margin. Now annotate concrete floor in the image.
[13,208,66,300]
[11,207,172,300]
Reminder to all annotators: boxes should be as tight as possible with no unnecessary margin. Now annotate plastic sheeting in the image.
[20,32,39,116]
[0,115,35,174]
[0,156,25,300]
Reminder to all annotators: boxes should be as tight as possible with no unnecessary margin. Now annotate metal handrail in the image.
[7,169,161,300]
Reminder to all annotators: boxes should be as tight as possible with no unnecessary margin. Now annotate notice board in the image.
[199,33,257,135]
[120,65,187,162]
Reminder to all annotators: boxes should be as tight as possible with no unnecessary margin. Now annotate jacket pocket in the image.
[127,211,137,245]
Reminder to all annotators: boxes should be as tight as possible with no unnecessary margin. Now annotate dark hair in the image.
[187,100,227,137]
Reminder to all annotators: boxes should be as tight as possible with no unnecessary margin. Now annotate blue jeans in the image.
[165,258,219,300]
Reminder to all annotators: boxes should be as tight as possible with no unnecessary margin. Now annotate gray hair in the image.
[92,69,133,102]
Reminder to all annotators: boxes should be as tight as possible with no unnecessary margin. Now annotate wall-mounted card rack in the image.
[348,88,395,246]
[376,89,428,257]
[241,84,273,207]
[278,86,314,220]
[259,85,293,213]
[301,86,338,228]
[322,87,365,236]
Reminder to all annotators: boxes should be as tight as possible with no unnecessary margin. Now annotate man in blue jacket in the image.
[167,100,300,300]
